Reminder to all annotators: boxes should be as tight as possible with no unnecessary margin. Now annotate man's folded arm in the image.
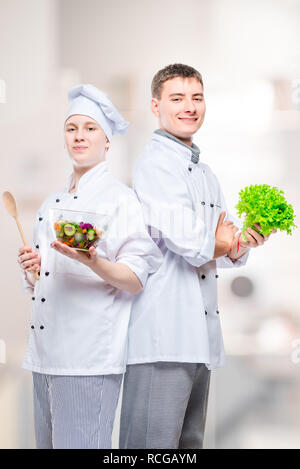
[133,157,216,268]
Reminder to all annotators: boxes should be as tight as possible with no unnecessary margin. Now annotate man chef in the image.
[119,63,276,449]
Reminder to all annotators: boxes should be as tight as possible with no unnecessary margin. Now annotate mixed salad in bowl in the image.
[53,220,103,250]
[50,208,111,251]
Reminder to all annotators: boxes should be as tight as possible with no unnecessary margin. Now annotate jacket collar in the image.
[65,160,108,194]
[153,129,200,164]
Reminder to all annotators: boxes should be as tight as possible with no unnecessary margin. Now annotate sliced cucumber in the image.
[64,223,76,237]
[87,229,96,241]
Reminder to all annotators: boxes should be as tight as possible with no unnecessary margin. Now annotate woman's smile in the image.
[73,145,88,151]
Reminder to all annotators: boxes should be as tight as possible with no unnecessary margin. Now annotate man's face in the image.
[151,77,206,144]
[64,115,109,168]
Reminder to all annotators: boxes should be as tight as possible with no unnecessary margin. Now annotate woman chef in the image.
[17,84,162,449]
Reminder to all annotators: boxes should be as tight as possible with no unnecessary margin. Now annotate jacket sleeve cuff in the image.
[183,229,216,268]
[115,256,149,288]
[20,269,35,294]
[216,248,250,269]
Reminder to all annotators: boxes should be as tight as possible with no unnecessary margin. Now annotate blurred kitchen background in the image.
[0,0,300,449]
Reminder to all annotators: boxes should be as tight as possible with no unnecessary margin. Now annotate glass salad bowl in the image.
[49,208,112,251]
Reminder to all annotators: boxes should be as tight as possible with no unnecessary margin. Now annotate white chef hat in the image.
[65,84,129,141]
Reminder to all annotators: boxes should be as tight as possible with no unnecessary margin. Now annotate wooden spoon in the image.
[2,191,39,281]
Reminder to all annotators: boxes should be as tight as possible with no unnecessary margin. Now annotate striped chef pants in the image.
[119,362,211,449]
[32,372,123,449]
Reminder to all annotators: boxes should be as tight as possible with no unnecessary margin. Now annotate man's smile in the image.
[178,117,198,122]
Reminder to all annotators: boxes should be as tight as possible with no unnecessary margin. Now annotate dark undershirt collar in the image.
[154,129,200,164]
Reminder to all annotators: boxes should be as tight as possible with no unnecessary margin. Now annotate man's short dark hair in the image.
[151,63,203,99]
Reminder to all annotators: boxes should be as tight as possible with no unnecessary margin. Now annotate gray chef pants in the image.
[32,372,123,449]
[119,362,211,449]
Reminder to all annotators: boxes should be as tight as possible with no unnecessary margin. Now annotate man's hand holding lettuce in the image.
[234,184,297,252]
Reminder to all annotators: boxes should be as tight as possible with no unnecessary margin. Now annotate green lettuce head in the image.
[235,184,297,242]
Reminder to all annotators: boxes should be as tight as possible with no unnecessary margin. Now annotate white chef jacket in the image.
[126,131,250,370]
[20,161,162,376]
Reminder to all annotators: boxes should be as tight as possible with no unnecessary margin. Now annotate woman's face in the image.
[64,114,109,168]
